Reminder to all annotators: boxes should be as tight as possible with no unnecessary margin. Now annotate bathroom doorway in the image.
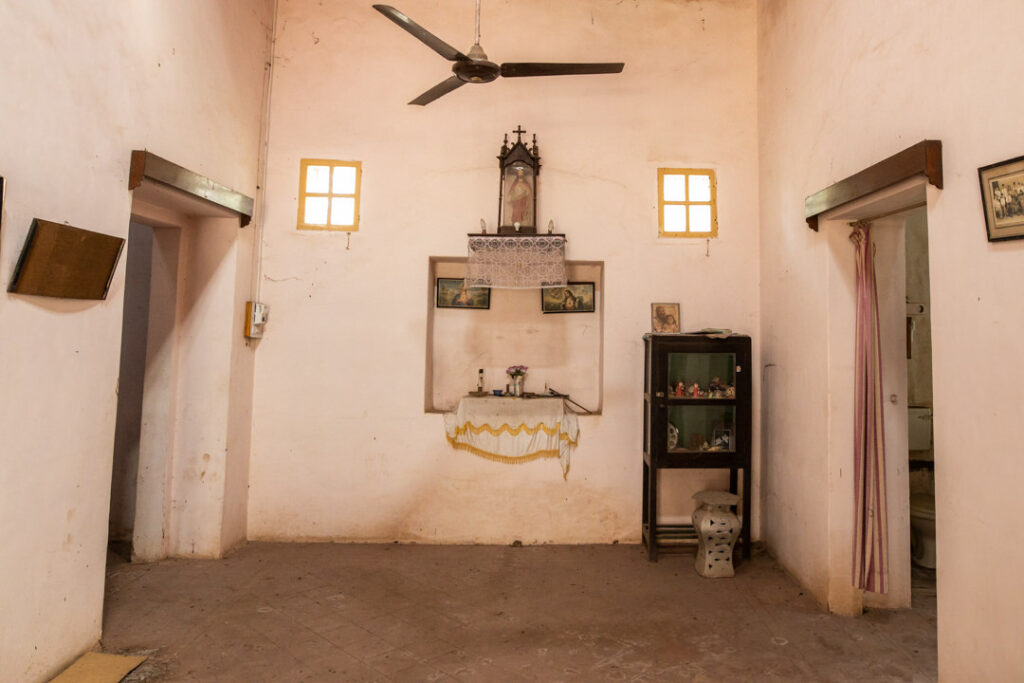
[818,176,943,614]
[904,209,937,608]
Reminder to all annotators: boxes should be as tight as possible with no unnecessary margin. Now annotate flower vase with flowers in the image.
[506,365,527,396]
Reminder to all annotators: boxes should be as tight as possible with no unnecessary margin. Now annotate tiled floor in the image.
[101,544,936,682]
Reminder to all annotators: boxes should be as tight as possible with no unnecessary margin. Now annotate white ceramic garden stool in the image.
[692,490,740,578]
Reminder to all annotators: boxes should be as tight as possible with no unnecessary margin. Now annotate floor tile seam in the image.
[361,647,436,677]
[318,625,378,650]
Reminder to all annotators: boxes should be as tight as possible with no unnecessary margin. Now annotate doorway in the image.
[108,220,181,561]
[904,209,937,607]
[108,222,151,560]
[818,177,939,614]
[107,169,257,564]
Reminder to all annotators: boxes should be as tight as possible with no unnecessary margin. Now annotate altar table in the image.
[443,396,579,477]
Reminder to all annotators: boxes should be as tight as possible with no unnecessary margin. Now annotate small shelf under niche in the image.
[425,256,604,415]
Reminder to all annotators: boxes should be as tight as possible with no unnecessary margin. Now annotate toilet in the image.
[908,406,936,569]
[909,493,936,568]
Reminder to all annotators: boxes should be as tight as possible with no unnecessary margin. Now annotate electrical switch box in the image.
[245,301,269,339]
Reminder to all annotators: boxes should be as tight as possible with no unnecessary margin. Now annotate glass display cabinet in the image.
[642,333,752,561]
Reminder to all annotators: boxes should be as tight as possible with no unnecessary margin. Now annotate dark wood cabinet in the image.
[642,333,752,562]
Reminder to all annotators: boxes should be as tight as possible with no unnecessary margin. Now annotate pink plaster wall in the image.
[0,2,272,680]
[248,0,761,544]
[758,0,1024,678]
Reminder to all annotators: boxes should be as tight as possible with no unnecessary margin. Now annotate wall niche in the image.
[425,257,603,414]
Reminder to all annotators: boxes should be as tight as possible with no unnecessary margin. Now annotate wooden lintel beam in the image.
[804,140,942,231]
[129,150,254,227]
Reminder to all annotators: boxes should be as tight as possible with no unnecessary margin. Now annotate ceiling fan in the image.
[373,2,624,105]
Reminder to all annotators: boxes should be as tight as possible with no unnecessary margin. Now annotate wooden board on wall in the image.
[8,219,125,300]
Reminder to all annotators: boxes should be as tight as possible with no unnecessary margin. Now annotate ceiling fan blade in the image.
[373,5,468,62]
[409,76,466,106]
[500,62,625,78]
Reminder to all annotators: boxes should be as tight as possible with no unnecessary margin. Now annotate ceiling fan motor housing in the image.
[454,58,499,83]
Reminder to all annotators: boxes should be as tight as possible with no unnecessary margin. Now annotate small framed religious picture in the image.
[651,303,680,333]
[541,282,595,313]
[436,278,490,309]
[979,154,1024,242]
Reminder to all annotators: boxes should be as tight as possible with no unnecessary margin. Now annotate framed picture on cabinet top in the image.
[979,153,1024,242]
[651,302,680,333]
[436,278,490,309]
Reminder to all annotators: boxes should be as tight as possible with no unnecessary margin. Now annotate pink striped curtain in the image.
[850,223,889,594]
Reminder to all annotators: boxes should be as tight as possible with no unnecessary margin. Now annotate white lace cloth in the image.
[465,235,567,289]
[443,396,579,477]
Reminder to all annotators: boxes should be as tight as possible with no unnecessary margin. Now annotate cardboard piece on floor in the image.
[50,652,147,683]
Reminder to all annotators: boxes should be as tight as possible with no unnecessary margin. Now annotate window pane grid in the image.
[658,168,717,238]
[298,159,361,231]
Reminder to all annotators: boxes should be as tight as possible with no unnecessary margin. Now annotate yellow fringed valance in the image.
[443,397,580,478]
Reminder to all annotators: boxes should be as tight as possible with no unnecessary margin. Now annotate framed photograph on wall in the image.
[979,154,1024,242]
[436,278,490,309]
[541,282,595,313]
[651,302,680,332]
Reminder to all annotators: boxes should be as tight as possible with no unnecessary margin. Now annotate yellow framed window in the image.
[658,168,717,238]
[297,159,361,231]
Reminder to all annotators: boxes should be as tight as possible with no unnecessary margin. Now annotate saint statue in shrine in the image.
[507,168,532,223]
[503,165,534,227]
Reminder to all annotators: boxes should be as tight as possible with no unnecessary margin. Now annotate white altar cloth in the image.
[443,396,579,477]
